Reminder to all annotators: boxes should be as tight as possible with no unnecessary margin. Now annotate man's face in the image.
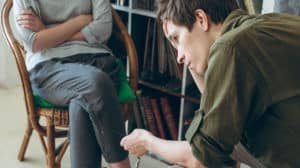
[163,20,211,77]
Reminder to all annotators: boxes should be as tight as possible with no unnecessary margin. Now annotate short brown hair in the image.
[157,0,239,31]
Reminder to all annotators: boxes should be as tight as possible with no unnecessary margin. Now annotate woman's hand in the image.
[66,15,92,42]
[17,9,45,32]
[120,129,154,156]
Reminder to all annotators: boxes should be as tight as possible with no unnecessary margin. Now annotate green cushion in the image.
[34,58,135,108]
[116,59,136,103]
[33,94,61,108]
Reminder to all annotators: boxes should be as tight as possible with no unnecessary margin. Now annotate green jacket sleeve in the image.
[185,42,263,167]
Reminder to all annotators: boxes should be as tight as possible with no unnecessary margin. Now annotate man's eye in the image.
[173,36,178,42]
[171,36,178,48]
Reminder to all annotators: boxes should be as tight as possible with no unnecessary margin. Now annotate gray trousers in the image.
[29,53,128,168]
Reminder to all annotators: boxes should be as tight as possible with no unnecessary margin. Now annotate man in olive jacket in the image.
[121,0,300,167]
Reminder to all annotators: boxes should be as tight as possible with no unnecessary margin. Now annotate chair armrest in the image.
[112,8,139,92]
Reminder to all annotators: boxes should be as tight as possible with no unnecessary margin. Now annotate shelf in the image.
[139,80,199,104]
[112,4,130,13]
[131,8,157,18]
[112,4,157,18]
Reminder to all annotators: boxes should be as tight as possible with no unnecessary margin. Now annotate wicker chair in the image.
[1,0,139,167]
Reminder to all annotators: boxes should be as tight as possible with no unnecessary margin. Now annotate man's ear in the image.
[162,20,169,37]
[194,9,209,31]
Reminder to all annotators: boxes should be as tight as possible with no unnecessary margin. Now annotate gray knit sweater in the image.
[13,0,113,71]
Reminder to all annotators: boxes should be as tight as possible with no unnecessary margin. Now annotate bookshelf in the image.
[111,0,200,167]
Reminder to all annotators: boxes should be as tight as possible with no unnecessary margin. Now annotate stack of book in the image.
[111,0,127,6]
[132,0,156,11]
[135,90,179,140]
[141,18,182,90]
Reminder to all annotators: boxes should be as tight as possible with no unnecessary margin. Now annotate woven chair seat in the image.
[38,108,69,128]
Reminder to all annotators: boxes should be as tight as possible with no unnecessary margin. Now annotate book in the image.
[132,0,149,10]
[159,97,178,140]
[142,96,159,137]
[135,90,148,130]
[143,18,152,71]
[164,36,181,80]
[157,23,167,75]
[132,99,144,128]
[150,21,157,73]
[150,98,167,139]
[132,0,156,11]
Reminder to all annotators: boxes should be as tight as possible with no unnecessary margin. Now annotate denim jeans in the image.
[29,53,128,168]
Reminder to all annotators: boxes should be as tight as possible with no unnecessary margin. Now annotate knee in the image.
[90,71,115,95]
[69,100,86,120]
[95,71,113,88]
[82,71,118,105]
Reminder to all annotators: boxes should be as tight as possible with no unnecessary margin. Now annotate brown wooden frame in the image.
[1,0,138,167]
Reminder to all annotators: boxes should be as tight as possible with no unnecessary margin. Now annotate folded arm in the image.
[80,0,112,45]
[13,0,112,53]
[17,9,91,52]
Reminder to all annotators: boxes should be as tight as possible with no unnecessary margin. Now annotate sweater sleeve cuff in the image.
[82,26,98,44]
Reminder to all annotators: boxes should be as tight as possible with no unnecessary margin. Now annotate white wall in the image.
[262,0,275,13]
[0,0,20,88]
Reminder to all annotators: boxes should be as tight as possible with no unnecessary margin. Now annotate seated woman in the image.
[13,0,131,167]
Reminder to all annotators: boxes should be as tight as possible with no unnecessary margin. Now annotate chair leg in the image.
[56,139,69,164]
[17,118,33,161]
[46,118,56,168]
[236,162,241,168]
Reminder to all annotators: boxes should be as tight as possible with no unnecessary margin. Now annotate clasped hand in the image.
[120,129,153,156]
[17,9,45,32]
